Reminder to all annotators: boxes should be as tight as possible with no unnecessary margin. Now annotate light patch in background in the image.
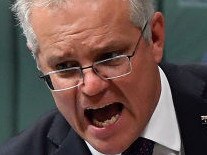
[201,52,207,63]
[179,0,207,7]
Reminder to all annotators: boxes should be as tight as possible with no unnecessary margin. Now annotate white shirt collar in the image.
[85,67,181,155]
[85,141,120,155]
[141,67,181,151]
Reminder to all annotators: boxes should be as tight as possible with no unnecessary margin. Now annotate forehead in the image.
[30,0,139,67]
[30,0,132,37]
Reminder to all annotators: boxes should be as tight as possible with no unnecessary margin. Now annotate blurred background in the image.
[0,0,207,144]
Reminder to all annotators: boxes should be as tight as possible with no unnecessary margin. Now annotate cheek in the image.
[114,54,160,123]
[118,66,159,105]
[52,91,78,123]
[128,49,160,107]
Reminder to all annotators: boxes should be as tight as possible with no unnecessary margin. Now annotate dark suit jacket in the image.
[0,63,207,155]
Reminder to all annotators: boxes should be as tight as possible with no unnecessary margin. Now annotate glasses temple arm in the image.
[129,20,149,58]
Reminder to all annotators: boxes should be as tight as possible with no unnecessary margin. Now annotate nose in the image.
[80,69,109,96]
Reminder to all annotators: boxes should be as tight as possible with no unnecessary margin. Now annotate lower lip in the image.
[87,110,126,139]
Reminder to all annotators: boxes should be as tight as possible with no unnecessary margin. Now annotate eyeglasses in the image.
[40,20,148,92]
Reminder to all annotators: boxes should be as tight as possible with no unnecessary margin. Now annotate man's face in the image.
[31,0,164,154]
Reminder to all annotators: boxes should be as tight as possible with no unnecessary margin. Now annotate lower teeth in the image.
[93,114,119,127]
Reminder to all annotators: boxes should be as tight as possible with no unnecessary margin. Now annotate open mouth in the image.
[84,102,123,128]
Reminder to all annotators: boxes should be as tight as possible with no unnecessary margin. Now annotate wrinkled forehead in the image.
[30,0,134,43]
[31,0,131,24]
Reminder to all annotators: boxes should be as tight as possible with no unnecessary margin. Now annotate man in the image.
[0,0,207,155]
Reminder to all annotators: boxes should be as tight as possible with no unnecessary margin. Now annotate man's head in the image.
[13,0,165,154]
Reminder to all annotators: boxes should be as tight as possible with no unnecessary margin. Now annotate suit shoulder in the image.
[161,63,207,105]
[182,64,207,80]
[161,63,207,81]
[0,109,59,155]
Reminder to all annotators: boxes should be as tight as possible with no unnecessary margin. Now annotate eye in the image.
[55,61,80,70]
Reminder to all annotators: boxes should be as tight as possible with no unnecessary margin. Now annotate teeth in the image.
[86,103,112,110]
[93,114,120,127]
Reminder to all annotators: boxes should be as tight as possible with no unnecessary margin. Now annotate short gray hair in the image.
[12,0,155,56]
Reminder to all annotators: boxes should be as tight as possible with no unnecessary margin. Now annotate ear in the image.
[150,12,165,63]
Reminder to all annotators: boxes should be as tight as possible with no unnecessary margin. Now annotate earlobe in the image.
[151,12,165,63]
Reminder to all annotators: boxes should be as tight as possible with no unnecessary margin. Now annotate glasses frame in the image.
[39,20,148,92]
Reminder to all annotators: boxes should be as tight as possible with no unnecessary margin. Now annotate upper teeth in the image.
[86,103,112,110]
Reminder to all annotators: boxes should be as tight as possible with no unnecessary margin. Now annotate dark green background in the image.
[1,0,207,144]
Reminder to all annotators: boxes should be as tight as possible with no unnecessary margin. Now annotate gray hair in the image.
[12,0,155,57]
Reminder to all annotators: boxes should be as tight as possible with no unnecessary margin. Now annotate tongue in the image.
[90,103,122,122]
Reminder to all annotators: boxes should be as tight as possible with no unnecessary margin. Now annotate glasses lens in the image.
[46,68,82,91]
[94,55,132,79]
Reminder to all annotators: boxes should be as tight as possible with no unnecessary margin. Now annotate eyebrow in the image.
[97,43,130,56]
[93,40,131,54]
[46,51,73,67]
[46,39,131,67]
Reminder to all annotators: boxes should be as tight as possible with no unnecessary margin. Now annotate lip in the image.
[85,107,126,139]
